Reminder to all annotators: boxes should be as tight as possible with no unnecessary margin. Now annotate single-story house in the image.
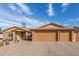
[31,23,75,41]
[1,23,79,41]
[2,26,32,41]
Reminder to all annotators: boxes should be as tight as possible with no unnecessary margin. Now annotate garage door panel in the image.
[76,32,79,41]
[34,31,56,41]
[59,31,70,41]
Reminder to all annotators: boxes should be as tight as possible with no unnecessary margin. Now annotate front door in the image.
[16,32,22,40]
[21,32,26,40]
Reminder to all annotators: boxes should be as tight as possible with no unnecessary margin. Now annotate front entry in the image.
[16,32,32,41]
[16,32,22,40]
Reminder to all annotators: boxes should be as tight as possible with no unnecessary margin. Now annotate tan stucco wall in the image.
[3,32,29,40]
[2,28,16,40]
[3,32,9,40]
[2,27,29,40]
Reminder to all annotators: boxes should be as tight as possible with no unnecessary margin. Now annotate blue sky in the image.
[0,3,79,29]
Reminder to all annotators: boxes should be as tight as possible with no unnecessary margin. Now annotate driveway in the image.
[0,41,79,56]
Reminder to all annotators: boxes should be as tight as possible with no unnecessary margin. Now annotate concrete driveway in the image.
[0,41,79,56]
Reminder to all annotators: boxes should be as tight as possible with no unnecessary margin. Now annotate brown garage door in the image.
[33,31,56,41]
[59,31,70,41]
[76,32,79,41]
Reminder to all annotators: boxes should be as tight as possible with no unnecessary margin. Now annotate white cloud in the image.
[17,10,22,14]
[9,3,33,15]
[0,8,49,29]
[62,3,69,7]
[9,4,17,11]
[67,18,79,22]
[63,23,70,26]
[47,3,55,17]
[0,21,12,27]
[16,3,33,15]
[63,18,79,27]
[62,3,69,12]
[17,16,49,28]
[0,12,21,23]
[0,11,23,27]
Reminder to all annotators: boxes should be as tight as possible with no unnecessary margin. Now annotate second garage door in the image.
[33,31,56,41]
[59,31,70,41]
[76,32,79,41]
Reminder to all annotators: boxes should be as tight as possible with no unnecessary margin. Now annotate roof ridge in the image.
[2,26,30,32]
[38,22,70,28]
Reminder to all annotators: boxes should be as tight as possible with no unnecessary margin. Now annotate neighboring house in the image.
[2,26,31,41]
[31,23,74,41]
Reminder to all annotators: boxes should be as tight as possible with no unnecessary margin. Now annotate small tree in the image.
[21,22,26,28]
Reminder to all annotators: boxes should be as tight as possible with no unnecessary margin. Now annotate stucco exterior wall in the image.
[2,27,31,41]
[3,32,9,40]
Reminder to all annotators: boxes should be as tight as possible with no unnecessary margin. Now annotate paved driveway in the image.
[0,41,79,56]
